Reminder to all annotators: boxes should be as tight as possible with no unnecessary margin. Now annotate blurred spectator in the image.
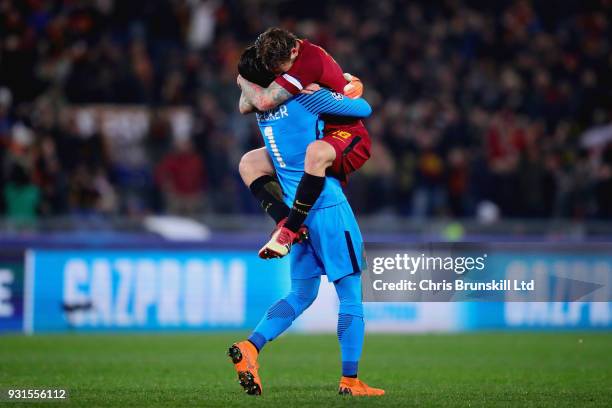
[156,138,207,215]
[596,144,612,219]
[32,135,66,215]
[68,164,117,216]
[3,164,40,225]
[187,0,220,50]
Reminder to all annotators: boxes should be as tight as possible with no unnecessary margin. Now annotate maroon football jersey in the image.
[274,39,363,130]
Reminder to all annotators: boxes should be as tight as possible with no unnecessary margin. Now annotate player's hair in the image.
[255,27,298,71]
[238,45,276,88]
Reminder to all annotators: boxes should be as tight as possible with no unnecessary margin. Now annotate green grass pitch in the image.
[1,332,611,407]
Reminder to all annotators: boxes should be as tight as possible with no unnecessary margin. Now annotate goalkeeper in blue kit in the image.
[227,46,384,397]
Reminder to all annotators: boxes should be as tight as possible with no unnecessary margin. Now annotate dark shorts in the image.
[322,125,371,183]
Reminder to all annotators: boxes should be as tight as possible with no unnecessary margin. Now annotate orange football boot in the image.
[227,341,263,395]
[338,377,385,396]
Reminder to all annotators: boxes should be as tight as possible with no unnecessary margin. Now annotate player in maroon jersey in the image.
[238,27,371,259]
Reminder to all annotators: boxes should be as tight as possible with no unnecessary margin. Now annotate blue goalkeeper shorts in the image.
[290,200,363,282]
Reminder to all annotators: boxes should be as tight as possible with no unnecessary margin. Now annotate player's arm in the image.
[301,73,364,98]
[237,75,292,112]
[295,89,372,118]
[237,50,323,110]
[239,92,256,114]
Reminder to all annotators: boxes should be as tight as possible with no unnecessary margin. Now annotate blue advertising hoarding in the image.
[461,302,612,330]
[26,249,291,333]
[19,246,612,333]
[0,249,25,333]
[454,247,612,330]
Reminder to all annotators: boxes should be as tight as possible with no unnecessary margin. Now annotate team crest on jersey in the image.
[331,91,344,101]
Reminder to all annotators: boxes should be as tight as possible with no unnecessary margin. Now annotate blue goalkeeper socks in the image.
[250,299,295,351]
[337,313,364,377]
[248,332,267,351]
[249,277,320,352]
[334,273,365,378]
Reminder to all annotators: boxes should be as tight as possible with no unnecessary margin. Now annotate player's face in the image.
[271,46,299,75]
[272,61,291,75]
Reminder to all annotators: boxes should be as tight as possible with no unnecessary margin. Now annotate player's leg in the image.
[227,276,320,396]
[228,240,322,396]
[259,129,371,259]
[251,236,323,347]
[334,272,364,378]
[287,127,372,233]
[258,141,333,258]
[334,273,384,397]
[284,140,334,230]
[306,202,383,396]
[239,147,290,223]
[239,147,275,186]
[249,275,320,350]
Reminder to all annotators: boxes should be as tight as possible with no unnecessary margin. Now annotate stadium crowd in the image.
[1,0,611,223]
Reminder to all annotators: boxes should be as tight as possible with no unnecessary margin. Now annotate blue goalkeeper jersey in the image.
[255,89,372,209]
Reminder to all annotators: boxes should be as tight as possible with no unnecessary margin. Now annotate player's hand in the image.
[301,83,321,94]
[343,73,363,99]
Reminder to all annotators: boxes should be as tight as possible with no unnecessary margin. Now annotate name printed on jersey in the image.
[256,104,289,122]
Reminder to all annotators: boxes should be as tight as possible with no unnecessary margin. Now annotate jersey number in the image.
[264,126,286,168]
